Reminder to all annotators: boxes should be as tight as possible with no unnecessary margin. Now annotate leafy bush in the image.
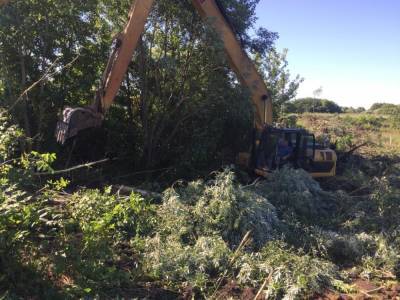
[68,188,155,240]
[369,103,400,115]
[335,133,354,151]
[0,111,23,161]
[342,114,385,131]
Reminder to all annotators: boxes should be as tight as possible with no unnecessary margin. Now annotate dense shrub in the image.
[369,103,400,115]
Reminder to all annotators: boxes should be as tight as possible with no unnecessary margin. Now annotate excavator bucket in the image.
[55,107,103,144]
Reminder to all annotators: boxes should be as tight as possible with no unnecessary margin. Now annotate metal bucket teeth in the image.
[55,106,104,144]
[55,121,69,144]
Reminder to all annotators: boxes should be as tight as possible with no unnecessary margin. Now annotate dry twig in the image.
[254,272,273,300]
[8,54,80,112]
[35,158,111,176]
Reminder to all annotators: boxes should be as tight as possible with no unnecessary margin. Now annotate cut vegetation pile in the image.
[1,110,400,299]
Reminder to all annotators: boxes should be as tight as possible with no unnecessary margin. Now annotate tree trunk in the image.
[19,51,32,148]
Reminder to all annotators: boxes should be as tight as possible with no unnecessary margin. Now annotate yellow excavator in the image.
[55,0,336,178]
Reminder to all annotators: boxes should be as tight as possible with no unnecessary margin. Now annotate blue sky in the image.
[255,0,400,108]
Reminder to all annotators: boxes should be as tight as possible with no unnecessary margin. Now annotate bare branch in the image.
[8,54,80,112]
[35,157,111,176]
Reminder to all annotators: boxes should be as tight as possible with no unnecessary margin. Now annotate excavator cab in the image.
[253,127,336,178]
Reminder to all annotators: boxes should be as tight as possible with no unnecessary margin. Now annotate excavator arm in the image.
[192,0,272,128]
[56,0,272,144]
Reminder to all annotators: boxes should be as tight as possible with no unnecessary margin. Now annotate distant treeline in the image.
[285,98,400,114]
[368,103,400,115]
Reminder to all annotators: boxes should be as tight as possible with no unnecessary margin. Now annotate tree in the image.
[258,48,303,118]
[0,0,281,174]
[0,0,112,150]
[101,0,279,172]
[287,98,342,114]
[369,103,400,115]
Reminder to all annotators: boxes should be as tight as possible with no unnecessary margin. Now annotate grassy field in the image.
[298,112,400,155]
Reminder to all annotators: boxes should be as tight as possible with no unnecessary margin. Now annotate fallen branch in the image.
[116,167,172,179]
[0,157,21,167]
[363,286,384,294]
[35,158,111,176]
[254,272,273,300]
[211,231,252,299]
[339,142,369,161]
[241,177,262,190]
[112,185,162,200]
[346,142,369,155]
[348,184,370,195]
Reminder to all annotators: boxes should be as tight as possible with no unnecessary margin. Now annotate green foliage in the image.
[342,106,366,113]
[144,170,342,297]
[145,235,231,289]
[141,169,280,291]
[68,188,156,241]
[369,102,400,115]
[0,0,109,143]
[259,49,303,118]
[361,235,400,279]
[0,111,23,161]
[0,0,281,174]
[157,169,280,249]
[287,98,342,114]
[236,241,340,299]
[342,114,385,131]
[254,167,339,226]
[278,114,299,128]
[1,0,399,298]
[335,132,354,151]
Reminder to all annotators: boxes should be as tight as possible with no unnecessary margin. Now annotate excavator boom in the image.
[56,0,271,144]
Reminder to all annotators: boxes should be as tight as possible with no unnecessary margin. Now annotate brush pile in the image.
[1,110,400,298]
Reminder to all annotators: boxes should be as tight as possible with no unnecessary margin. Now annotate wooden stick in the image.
[211,231,252,299]
[112,185,162,199]
[254,272,273,300]
[338,142,369,161]
[364,286,384,294]
[34,158,111,176]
